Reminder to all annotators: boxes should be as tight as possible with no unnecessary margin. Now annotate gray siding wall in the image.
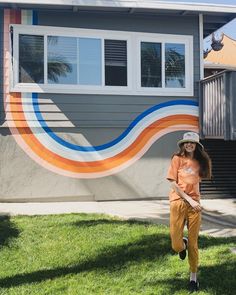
[37,11,200,131]
[0,11,201,130]
[0,10,201,201]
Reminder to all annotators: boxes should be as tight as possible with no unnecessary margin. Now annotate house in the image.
[199,31,236,198]
[204,33,236,77]
[0,0,236,201]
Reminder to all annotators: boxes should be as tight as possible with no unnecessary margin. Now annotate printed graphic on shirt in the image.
[179,160,200,185]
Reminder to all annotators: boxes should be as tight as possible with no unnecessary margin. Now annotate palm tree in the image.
[141,43,162,87]
[141,42,185,88]
[165,48,185,87]
[19,35,72,83]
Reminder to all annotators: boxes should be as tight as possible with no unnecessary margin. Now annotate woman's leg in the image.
[170,199,188,253]
[187,207,201,273]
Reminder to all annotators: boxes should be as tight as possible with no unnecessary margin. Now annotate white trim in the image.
[2,0,236,13]
[11,24,194,96]
[189,37,194,96]
[161,42,165,89]
[199,14,204,80]
[9,26,14,90]
[44,34,47,84]
[13,28,19,89]
[101,38,105,87]
[12,24,135,39]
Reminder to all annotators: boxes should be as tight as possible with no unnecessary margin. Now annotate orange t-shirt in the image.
[167,155,201,202]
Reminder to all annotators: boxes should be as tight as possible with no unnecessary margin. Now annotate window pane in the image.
[105,40,127,86]
[19,34,44,83]
[79,38,101,85]
[141,42,161,88]
[165,43,185,88]
[48,36,77,84]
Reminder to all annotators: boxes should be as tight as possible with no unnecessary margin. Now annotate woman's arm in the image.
[169,180,202,212]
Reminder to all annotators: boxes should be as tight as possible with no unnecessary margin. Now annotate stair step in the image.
[200,139,236,198]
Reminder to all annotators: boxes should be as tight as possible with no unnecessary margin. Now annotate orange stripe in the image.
[10,93,198,173]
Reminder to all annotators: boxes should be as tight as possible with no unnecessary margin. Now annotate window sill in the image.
[11,84,193,96]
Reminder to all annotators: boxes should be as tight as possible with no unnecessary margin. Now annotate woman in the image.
[166,132,211,292]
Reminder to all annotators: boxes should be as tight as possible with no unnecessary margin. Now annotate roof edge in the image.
[1,0,236,14]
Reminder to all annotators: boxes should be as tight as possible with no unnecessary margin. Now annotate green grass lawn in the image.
[0,214,235,295]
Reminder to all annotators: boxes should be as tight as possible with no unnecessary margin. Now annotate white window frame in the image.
[11,24,193,96]
[136,33,193,95]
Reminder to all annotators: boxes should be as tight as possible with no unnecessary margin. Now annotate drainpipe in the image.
[199,14,204,80]
[199,13,204,138]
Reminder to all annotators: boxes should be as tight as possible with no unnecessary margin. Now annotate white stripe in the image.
[21,95,198,161]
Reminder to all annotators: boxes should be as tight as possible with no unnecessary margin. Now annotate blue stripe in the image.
[32,93,198,152]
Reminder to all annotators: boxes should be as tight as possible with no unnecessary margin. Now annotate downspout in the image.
[199,13,204,138]
[199,13,204,80]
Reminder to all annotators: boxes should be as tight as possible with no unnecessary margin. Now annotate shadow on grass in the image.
[198,235,236,249]
[198,260,236,294]
[147,277,188,294]
[0,217,235,294]
[148,259,236,295]
[0,228,172,288]
[72,218,153,228]
[0,215,19,249]
[74,218,236,250]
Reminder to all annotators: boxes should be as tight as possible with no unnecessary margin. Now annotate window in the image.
[105,40,127,86]
[19,34,44,83]
[141,42,162,88]
[47,36,77,85]
[79,38,102,85]
[137,34,192,95]
[165,43,185,88]
[12,25,193,96]
[47,36,102,85]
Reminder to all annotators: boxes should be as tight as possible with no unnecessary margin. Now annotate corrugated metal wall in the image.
[201,73,225,138]
[200,70,236,140]
[0,10,3,126]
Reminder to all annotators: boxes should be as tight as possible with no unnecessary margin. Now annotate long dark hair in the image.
[174,144,212,179]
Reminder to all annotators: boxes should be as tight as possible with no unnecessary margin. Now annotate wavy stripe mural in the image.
[4,9,199,179]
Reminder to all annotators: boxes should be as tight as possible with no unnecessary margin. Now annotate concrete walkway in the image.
[0,199,235,238]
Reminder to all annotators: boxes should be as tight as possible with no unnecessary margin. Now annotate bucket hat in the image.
[177,132,204,149]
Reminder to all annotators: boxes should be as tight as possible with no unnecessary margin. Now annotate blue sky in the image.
[169,1,236,38]
[170,0,236,48]
[172,0,236,4]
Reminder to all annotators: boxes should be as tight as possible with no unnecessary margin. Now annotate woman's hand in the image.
[169,181,202,212]
[188,199,202,212]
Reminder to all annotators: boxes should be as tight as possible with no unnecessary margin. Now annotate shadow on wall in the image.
[0,120,183,200]
[3,91,188,152]
[31,93,186,148]
[0,90,186,200]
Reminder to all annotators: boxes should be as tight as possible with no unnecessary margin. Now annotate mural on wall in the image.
[4,9,199,179]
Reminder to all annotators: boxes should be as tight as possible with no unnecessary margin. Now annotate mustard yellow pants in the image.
[170,199,201,273]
